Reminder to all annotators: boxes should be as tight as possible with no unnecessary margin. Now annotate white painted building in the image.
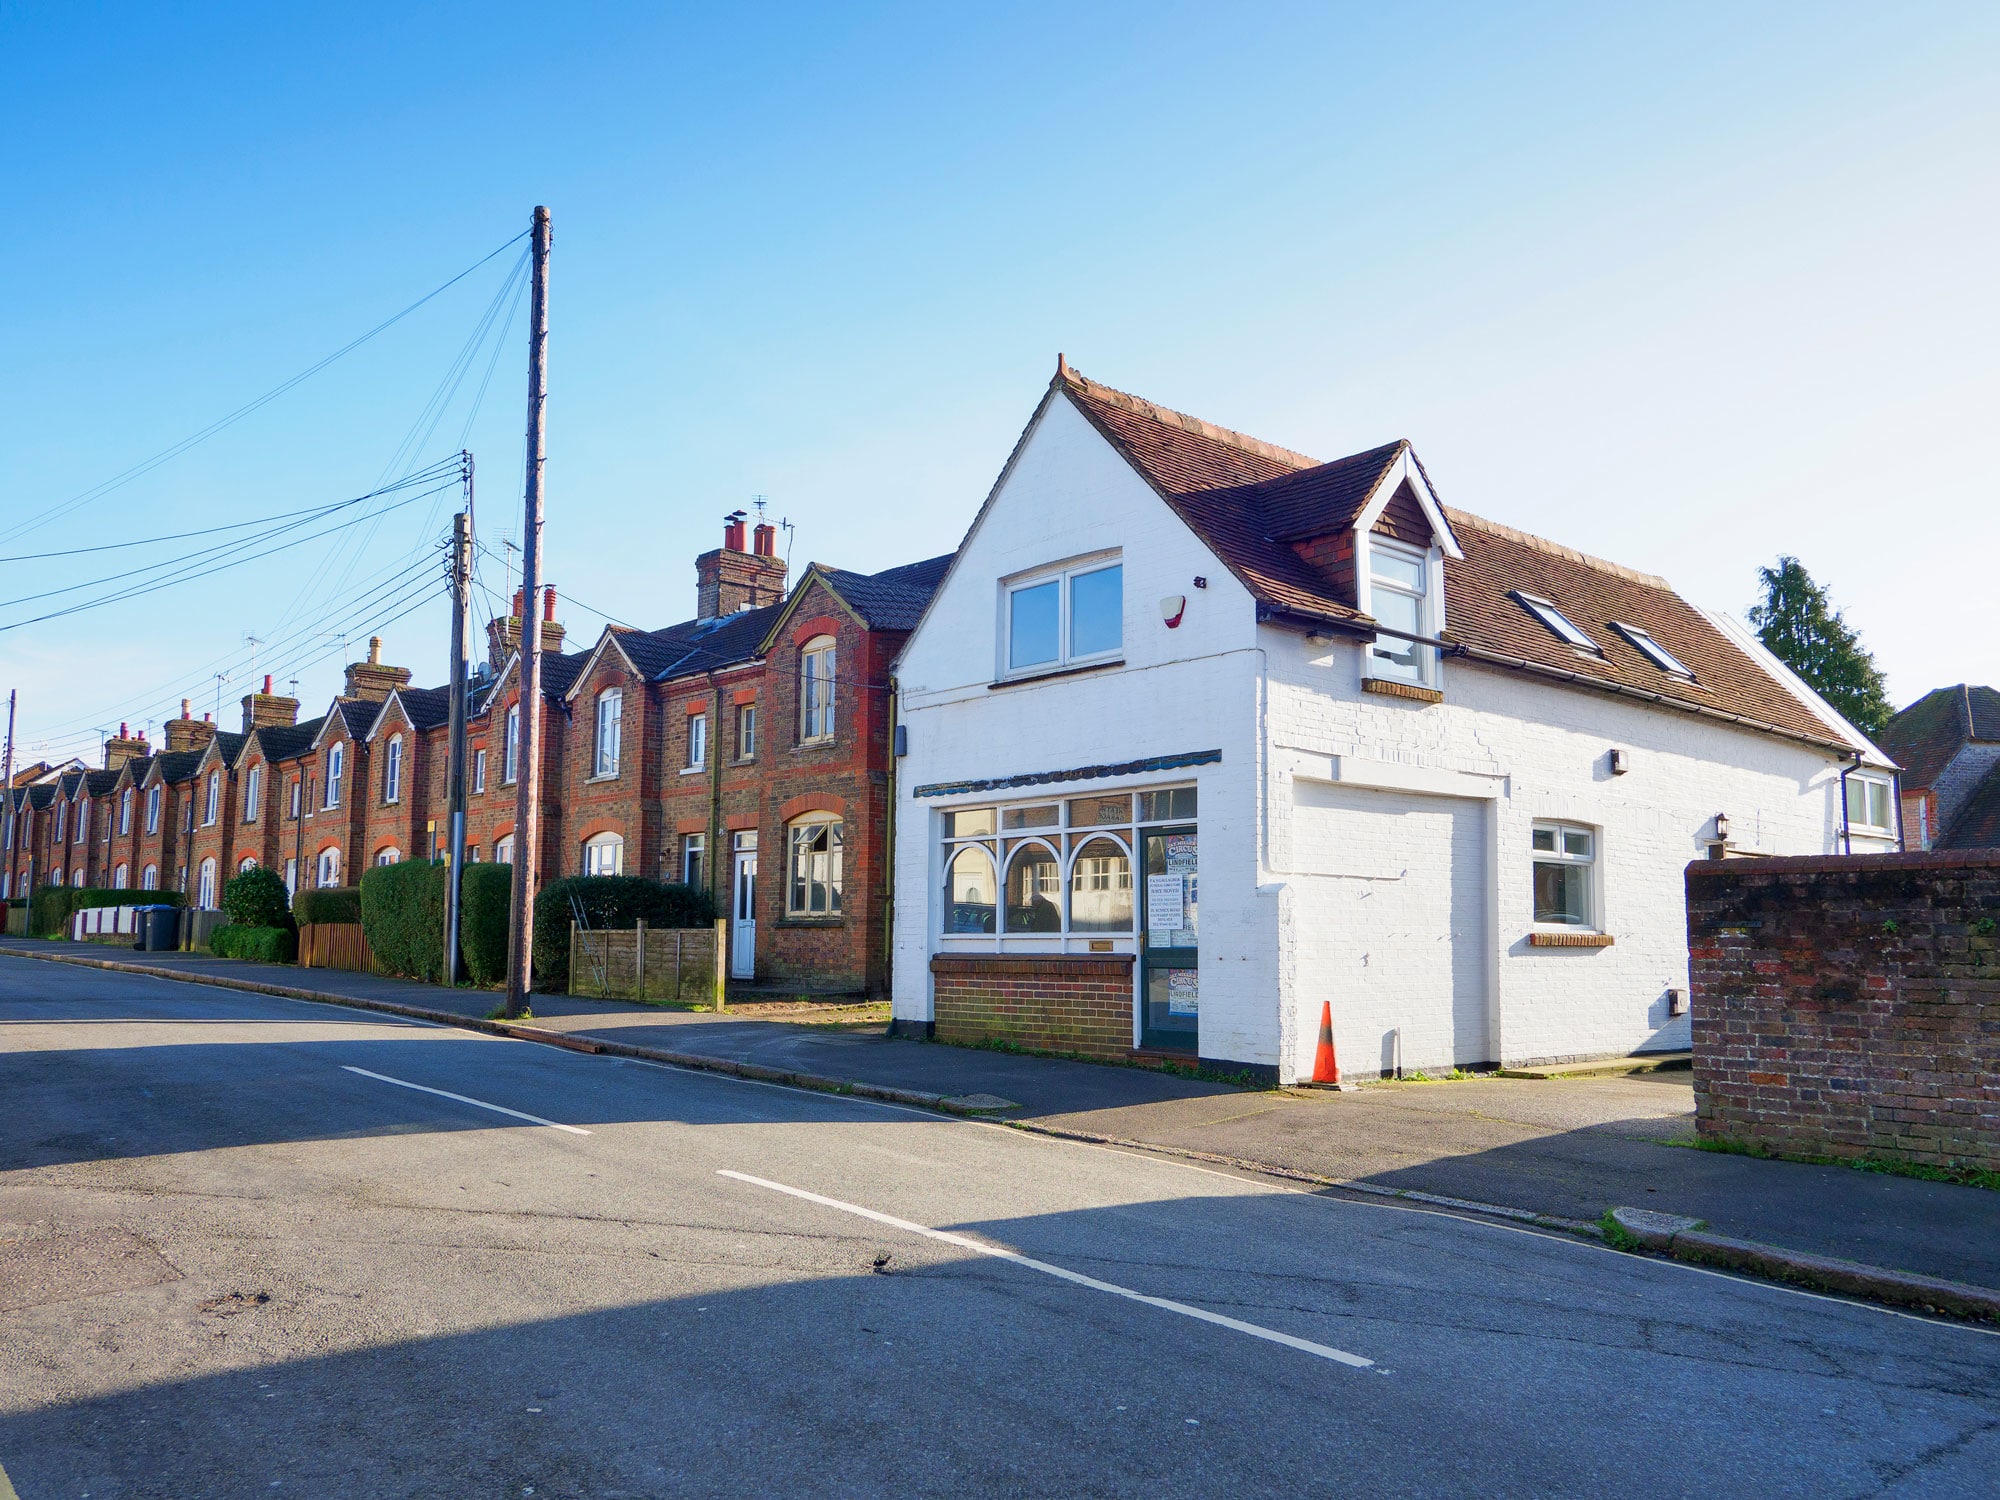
[890,365,1895,1081]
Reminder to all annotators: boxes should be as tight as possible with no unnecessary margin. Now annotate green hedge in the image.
[296,886,362,925]
[360,861,450,983]
[211,924,297,964]
[460,863,515,987]
[223,867,294,932]
[532,875,715,992]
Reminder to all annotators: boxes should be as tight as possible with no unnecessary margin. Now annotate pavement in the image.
[5,937,1998,1301]
[4,959,1999,1498]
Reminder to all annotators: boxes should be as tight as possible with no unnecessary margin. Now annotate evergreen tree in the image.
[1747,556,1893,735]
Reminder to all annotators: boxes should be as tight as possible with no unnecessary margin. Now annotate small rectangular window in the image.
[737,703,757,760]
[681,832,707,888]
[1612,622,1694,678]
[687,712,707,769]
[1368,539,1433,685]
[1068,795,1132,827]
[1001,804,1059,830]
[1139,787,1198,823]
[946,808,996,838]
[1513,592,1600,653]
[1845,775,1893,831]
[473,749,487,794]
[1532,821,1596,927]
[1005,560,1123,676]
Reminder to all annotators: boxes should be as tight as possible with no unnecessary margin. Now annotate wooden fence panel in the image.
[568,923,717,1005]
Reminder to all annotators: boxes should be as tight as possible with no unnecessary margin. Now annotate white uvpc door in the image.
[730,831,757,980]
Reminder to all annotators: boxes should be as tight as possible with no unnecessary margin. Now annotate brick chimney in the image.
[103,722,149,771]
[240,674,301,733]
[343,636,413,703]
[485,588,566,668]
[164,699,215,754]
[695,513,786,620]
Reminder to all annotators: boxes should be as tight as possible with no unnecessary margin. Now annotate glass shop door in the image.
[1139,826,1198,1052]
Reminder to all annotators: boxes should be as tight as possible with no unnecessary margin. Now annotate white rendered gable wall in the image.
[893,393,1272,1045]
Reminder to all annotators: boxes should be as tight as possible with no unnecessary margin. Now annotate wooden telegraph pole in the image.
[443,486,473,985]
[503,206,551,1018]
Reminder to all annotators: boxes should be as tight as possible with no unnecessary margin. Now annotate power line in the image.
[2,231,531,546]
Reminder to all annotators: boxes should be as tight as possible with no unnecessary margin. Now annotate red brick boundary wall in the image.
[930,954,1135,1060]
[1686,849,2000,1173]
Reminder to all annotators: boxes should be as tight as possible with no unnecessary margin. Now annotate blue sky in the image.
[4,2,1996,764]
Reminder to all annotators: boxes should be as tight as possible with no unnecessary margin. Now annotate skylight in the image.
[1511,591,1599,652]
[1613,622,1694,678]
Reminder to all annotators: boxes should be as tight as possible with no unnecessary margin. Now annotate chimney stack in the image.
[165,698,216,754]
[240,672,301,733]
[104,721,150,771]
[343,636,413,703]
[486,588,564,667]
[695,513,787,620]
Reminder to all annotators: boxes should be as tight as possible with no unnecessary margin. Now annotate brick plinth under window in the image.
[930,953,1135,1060]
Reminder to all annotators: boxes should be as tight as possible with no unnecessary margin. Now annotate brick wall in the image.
[930,953,1135,1059]
[1686,849,2000,1173]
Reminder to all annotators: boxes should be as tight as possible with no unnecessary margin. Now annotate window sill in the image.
[1527,930,1614,948]
[1361,677,1443,705]
[678,766,706,776]
[776,915,845,928]
[796,736,836,749]
[585,772,620,784]
[989,658,1124,691]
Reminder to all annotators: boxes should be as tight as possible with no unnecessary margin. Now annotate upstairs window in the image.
[503,706,520,784]
[244,766,262,822]
[736,702,757,761]
[473,748,487,794]
[686,711,707,770]
[1611,622,1693,679]
[1532,822,1596,927]
[1366,538,1434,686]
[203,771,220,826]
[54,803,65,843]
[325,744,344,809]
[119,788,133,835]
[287,776,301,820]
[77,798,90,842]
[1845,774,1894,833]
[146,785,161,834]
[1513,591,1599,653]
[594,691,621,777]
[1005,560,1122,676]
[800,638,836,741]
[384,736,403,803]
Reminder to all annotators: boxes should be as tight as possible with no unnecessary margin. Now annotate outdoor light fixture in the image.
[1607,748,1629,775]
[1714,812,1730,841]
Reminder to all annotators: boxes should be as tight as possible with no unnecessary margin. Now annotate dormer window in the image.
[1611,622,1693,679]
[1365,538,1435,687]
[1513,591,1599,653]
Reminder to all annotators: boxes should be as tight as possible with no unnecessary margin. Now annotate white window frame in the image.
[1611,621,1693,679]
[288,776,301,819]
[681,832,707,888]
[737,702,757,761]
[142,864,159,890]
[119,788,133,835]
[786,814,843,917]
[594,691,621,778]
[113,863,128,889]
[325,744,344,809]
[197,857,217,910]
[799,639,837,742]
[317,847,341,887]
[238,855,258,874]
[146,784,161,834]
[54,803,65,843]
[384,735,403,804]
[686,711,707,771]
[244,765,262,823]
[1362,536,1439,687]
[1513,591,1600,653]
[473,748,487,794]
[503,706,520,784]
[203,771,220,827]
[583,832,624,877]
[1000,557,1124,679]
[1845,772,1895,835]
[494,834,515,866]
[1531,821,1598,929]
[376,847,400,867]
[76,798,90,843]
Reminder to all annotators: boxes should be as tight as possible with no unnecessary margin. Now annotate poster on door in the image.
[1166,967,1199,1017]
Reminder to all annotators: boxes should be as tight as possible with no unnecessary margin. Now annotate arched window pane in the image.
[1003,844,1061,933]
[945,845,996,934]
[1068,836,1132,932]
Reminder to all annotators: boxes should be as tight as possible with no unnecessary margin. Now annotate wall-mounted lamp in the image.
[1667,988,1687,1017]
[1160,595,1187,629]
[1607,748,1630,775]
[1714,812,1730,841]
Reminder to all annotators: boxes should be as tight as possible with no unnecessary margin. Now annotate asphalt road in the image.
[2,957,1997,1499]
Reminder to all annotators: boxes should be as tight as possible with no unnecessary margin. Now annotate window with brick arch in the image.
[384,736,403,804]
[142,864,158,890]
[146,784,160,834]
[786,815,842,916]
[204,771,220,827]
[594,691,621,777]
[316,847,341,887]
[119,788,133,835]
[197,858,218,910]
[326,744,344,809]
[77,798,90,842]
[503,707,520,784]
[238,856,258,874]
[495,834,515,866]
[799,638,836,742]
[583,832,624,877]
[244,766,261,823]
[54,803,65,843]
[113,863,128,889]
[288,776,301,820]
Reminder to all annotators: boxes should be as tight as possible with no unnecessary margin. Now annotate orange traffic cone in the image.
[1310,1001,1343,1087]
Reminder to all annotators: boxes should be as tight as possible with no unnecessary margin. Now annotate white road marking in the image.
[340,1065,592,1135]
[717,1169,1374,1369]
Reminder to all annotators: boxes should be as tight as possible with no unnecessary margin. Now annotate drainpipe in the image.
[1837,752,1859,854]
[884,670,898,1000]
[706,669,724,963]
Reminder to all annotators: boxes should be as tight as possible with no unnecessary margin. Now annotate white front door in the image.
[731,837,757,980]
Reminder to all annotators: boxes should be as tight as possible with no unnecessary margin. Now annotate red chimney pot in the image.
[543,586,556,621]
[263,674,273,694]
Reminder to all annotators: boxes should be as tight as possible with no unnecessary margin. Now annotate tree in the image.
[1747,556,1893,735]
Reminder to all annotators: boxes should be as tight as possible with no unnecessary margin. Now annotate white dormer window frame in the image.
[594,689,622,778]
[244,765,262,823]
[384,734,403,804]
[325,743,344,809]
[146,784,161,835]
[1358,534,1442,688]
